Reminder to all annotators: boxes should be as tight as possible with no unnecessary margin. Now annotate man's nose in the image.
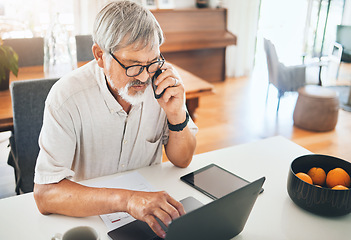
[136,67,150,82]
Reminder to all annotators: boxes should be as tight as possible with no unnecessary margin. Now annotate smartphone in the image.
[180,164,264,200]
[152,69,165,99]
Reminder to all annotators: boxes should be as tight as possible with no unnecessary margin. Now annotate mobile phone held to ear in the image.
[152,69,165,99]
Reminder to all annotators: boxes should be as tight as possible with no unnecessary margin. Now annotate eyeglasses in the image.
[109,52,165,77]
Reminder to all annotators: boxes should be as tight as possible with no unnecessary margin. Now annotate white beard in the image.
[106,75,150,106]
[118,82,147,106]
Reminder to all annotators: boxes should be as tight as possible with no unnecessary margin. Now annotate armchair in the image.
[263,38,306,111]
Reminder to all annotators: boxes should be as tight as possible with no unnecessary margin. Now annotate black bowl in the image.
[287,154,351,217]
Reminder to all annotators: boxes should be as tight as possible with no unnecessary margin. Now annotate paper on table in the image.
[85,171,156,231]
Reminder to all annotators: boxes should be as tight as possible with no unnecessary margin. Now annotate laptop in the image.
[108,177,265,240]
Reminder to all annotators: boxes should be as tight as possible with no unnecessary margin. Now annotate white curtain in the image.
[73,0,110,35]
[343,0,351,24]
[222,0,261,78]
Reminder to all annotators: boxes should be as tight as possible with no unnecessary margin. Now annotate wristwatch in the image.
[167,111,189,132]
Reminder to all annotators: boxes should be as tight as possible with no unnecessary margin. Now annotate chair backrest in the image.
[263,38,306,95]
[263,38,280,86]
[336,25,351,51]
[75,34,94,62]
[3,37,44,67]
[328,41,343,76]
[10,78,58,193]
[336,25,351,62]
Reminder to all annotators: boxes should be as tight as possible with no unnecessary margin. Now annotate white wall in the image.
[173,0,195,8]
[174,0,219,8]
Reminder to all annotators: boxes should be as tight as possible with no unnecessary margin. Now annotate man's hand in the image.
[153,62,186,123]
[127,191,185,238]
[153,62,196,169]
[35,181,185,238]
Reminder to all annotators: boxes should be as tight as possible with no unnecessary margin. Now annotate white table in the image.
[1,136,350,239]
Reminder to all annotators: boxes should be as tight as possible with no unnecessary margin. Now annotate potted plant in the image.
[0,37,18,91]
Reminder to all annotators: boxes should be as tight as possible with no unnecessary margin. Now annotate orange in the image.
[332,185,349,190]
[307,167,326,186]
[326,168,351,188]
[296,172,313,184]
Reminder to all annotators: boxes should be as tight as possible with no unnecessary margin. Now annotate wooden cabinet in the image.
[152,8,236,82]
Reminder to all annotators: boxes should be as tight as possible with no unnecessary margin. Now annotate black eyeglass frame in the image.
[109,52,165,77]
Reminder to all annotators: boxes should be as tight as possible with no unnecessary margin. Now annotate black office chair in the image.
[336,25,351,63]
[8,78,58,194]
[75,34,94,62]
[3,37,44,67]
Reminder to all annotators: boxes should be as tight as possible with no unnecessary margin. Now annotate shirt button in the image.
[122,164,125,168]
[123,140,127,144]
[110,109,114,113]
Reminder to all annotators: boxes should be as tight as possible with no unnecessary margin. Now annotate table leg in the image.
[186,98,199,122]
[318,66,322,86]
[341,86,351,112]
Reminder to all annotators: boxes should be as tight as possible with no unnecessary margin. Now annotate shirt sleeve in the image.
[187,115,199,135]
[34,102,76,184]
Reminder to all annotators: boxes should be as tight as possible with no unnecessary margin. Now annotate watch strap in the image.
[167,111,189,132]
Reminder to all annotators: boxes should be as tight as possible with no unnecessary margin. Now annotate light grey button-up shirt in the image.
[34,60,198,184]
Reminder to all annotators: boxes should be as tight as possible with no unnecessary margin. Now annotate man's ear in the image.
[92,43,104,68]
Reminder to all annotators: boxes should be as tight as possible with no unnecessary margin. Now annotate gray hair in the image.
[92,1,164,54]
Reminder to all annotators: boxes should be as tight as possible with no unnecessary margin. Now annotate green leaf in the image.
[0,66,5,81]
[0,44,19,78]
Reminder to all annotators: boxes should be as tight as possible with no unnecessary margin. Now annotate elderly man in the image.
[33,1,197,238]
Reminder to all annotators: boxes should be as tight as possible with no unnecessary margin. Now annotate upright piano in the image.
[152,8,237,82]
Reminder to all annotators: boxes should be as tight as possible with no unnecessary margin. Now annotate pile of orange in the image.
[296,167,350,190]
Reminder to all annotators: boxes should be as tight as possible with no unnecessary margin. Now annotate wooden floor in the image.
[193,62,351,161]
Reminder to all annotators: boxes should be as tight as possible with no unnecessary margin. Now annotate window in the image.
[0,0,75,39]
